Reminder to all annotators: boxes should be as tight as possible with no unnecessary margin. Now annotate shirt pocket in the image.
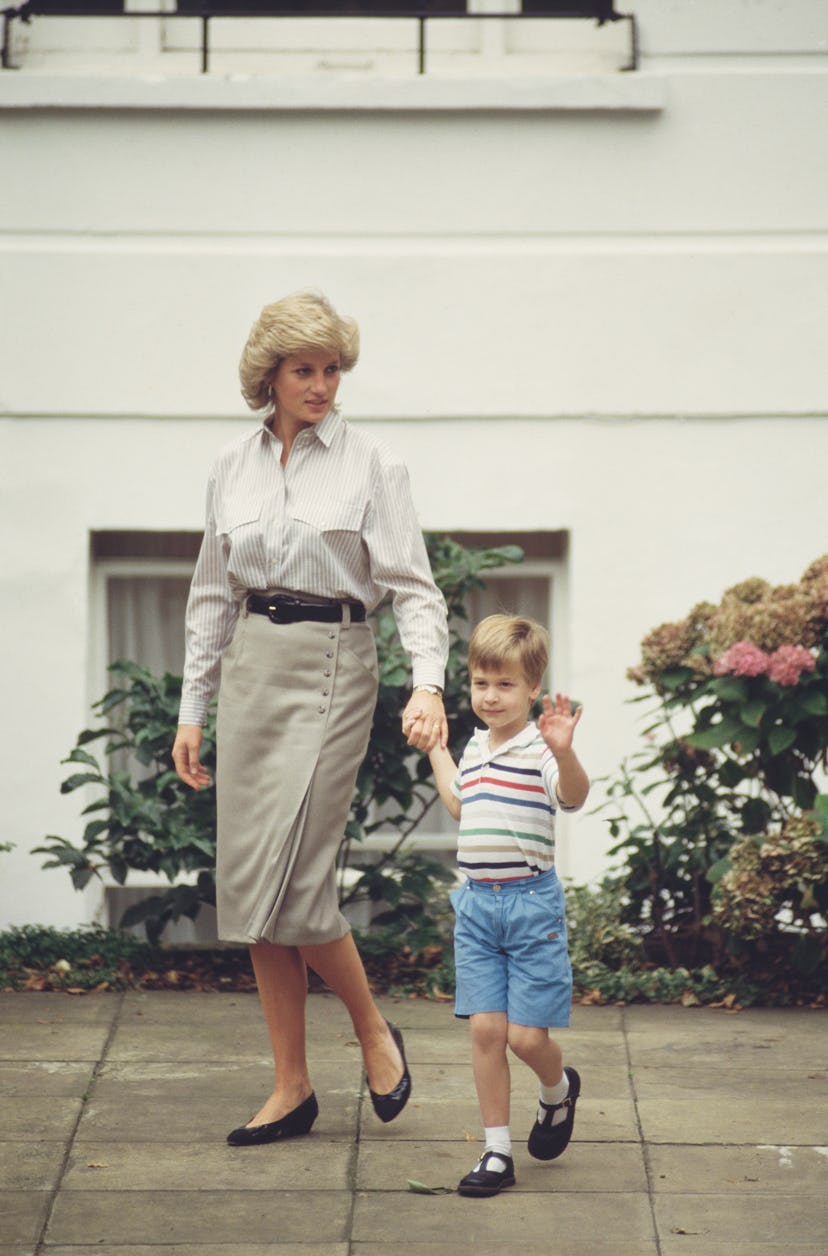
[291,499,365,535]
[215,501,263,537]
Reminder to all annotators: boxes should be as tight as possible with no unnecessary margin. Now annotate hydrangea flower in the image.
[712,640,770,678]
[766,644,817,687]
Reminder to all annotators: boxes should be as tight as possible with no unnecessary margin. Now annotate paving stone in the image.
[46,1189,351,1246]
[0,1022,113,1063]
[637,1094,828,1145]
[62,1138,352,1191]
[0,1191,50,1245]
[0,992,120,1024]
[43,1248,347,1256]
[0,1096,83,1141]
[0,1060,94,1097]
[0,1140,66,1190]
[351,1189,655,1245]
[76,1059,361,1142]
[356,1138,647,1193]
[650,1143,828,1194]
[359,1064,638,1144]
[655,1192,828,1246]
[351,1245,657,1256]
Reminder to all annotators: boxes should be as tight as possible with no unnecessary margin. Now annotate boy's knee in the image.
[506,1022,548,1060]
[470,1013,508,1053]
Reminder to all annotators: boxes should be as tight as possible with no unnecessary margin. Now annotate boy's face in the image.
[469,662,540,746]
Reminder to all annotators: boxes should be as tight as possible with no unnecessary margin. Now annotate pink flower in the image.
[766,644,817,687]
[713,640,770,678]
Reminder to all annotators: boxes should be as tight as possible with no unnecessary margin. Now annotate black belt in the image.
[247,593,366,624]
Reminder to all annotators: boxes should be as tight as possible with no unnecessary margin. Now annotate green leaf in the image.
[407,1180,454,1196]
[62,747,101,769]
[767,726,796,756]
[740,699,767,728]
[706,857,732,884]
[686,716,742,750]
[799,691,828,716]
[60,772,104,794]
[709,677,749,702]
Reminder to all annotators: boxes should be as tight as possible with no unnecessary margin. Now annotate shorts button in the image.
[493,884,501,893]
[328,631,336,639]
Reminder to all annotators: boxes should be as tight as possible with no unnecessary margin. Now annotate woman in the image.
[172,291,449,1144]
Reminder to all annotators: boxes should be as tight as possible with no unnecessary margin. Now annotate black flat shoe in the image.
[226,1091,319,1146]
[369,1020,411,1123]
[457,1150,516,1197]
[527,1066,581,1161]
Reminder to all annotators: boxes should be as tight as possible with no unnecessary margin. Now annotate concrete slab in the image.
[0,1059,94,1097]
[0,1191,50,1246]
[356,1138,648,1194]
[649,1143,828,1195]
[43,1248,348,1256]
[653,1192,828,1246]
[351,1246,658,1256]
[351,1189,655,1245]
[0,1022,113,1063]
[0,992,120,1024]
[61,1138,353,1191]
[0,1096,83,1141]
[77,1059,361,1142]
[0,1141,65,1191]
[359,1064,639,1144]
[637,1094,828,1144]
[46,1189,352,1245]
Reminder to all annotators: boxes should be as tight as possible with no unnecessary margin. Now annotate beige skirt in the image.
[215,603,378,945]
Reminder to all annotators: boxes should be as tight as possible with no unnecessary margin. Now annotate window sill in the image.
[0,71,665,112]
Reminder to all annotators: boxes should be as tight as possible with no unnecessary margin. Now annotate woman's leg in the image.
[246,941,313,1127]
[469,1012,511,1127]
[300,932,404,1095]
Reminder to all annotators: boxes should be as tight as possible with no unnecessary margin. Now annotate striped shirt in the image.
[179,410,448,725]
[451,723,582,881]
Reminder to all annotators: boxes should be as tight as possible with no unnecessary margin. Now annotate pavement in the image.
[1,991,826,1256]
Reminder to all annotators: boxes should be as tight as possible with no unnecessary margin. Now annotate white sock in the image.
[539,1072,570,1126]
[481,1125,512,1170]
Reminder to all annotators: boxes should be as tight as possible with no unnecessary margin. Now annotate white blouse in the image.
[179,410,449,725]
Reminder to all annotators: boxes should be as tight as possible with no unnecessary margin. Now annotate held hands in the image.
[537,692,583,757]
[171,725,212,791]
[401,690,448,753]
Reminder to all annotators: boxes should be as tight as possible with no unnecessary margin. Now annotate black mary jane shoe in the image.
[226,1091,319,1146]
[527,1065,581,1161]
[368,1020,412,1124]
[457,1150,516,1198]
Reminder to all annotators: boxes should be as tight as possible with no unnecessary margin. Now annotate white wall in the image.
[1,1,826,930]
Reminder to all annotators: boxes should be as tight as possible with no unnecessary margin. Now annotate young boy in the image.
[427,614,589,1197]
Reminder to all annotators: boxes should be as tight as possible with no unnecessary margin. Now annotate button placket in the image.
[318,628,339,715]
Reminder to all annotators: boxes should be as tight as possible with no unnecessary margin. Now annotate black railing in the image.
[1,3,638,75]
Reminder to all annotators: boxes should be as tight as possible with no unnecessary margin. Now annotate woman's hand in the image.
[401,690,448,752]
[172,724,212,790]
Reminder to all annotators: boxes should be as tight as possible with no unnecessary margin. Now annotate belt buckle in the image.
[266,596,299,624]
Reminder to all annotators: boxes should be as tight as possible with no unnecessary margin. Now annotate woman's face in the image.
[271,349,341,434]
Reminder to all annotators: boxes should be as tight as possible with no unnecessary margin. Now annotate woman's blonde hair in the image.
[239,290,360,412]
[468,614,549,687]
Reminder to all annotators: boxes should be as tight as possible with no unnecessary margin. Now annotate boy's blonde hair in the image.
[468,614,549,687]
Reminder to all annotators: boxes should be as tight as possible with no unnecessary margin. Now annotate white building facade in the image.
[1,0,826,934]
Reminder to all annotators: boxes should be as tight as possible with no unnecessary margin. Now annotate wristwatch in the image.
[412,684,443,696]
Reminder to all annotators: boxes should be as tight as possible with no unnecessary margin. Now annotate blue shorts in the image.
[450,869,572,1029]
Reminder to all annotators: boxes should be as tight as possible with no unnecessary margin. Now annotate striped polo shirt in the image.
[451,723,581,882]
